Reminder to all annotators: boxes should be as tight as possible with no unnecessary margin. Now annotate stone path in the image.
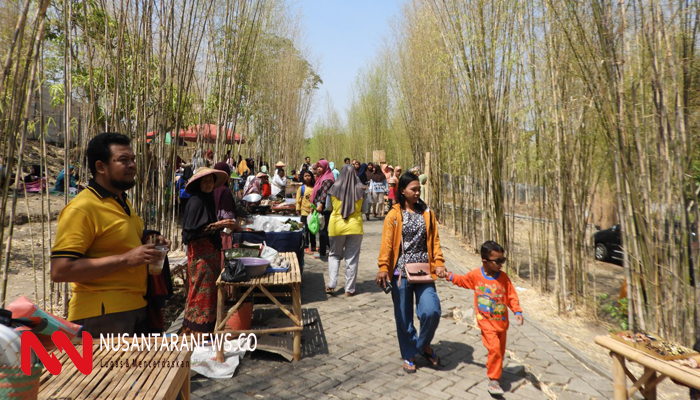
[189,219,615,399]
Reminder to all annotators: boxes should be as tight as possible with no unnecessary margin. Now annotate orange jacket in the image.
[377,204,445,278]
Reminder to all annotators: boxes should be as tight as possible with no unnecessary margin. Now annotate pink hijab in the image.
[311,159,335,203]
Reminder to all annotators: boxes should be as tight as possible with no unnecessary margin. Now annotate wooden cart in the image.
[595,335,700,400]
[214,252,303,361]
[39,342,192,399]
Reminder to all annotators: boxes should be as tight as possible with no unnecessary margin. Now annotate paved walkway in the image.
[190,219,614,399]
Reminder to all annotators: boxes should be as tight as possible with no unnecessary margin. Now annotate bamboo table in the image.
[215,251,303,361]
[595,335,700,399]
[38,343,192,399]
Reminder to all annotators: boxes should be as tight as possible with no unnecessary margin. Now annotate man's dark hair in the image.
[305,156,310,161]
[481,241,505,259]
[87,132,131,176]
[344,158,350,163]
[396,172,427,212]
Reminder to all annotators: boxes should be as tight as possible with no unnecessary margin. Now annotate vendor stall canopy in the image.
[146,124,245,144]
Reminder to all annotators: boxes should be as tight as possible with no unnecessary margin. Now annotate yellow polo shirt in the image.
[51,182,147,321]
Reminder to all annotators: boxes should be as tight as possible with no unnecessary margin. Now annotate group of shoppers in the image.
[53,136,532,394]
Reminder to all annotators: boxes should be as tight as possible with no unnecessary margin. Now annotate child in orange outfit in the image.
[441,241,524,396]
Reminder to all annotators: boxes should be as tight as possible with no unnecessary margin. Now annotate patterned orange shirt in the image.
[448,268,522,332]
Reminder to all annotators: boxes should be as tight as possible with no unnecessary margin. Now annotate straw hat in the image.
[185,167,228,193]
[274,161,286,168]
[255,172,268,179]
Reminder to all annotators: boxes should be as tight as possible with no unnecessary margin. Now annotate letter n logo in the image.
[21,331,93,375]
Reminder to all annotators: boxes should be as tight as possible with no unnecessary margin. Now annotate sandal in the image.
[487,380,504,395]
[325,287,334,295]
[422,348,441,369]
[402,360,416,374]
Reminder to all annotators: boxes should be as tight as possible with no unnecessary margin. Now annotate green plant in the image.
[598,294,628,330]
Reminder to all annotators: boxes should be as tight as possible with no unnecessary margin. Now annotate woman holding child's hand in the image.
[376,172,445,374]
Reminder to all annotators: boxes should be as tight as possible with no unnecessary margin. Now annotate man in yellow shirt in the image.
[51,132,166,336]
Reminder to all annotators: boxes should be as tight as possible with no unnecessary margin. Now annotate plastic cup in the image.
[148,245,169,275]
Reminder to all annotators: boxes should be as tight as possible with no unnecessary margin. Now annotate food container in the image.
[236,257,270,278]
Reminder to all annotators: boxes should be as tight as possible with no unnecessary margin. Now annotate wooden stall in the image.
[595,335,700,400]
[39,342,192,399]
[214,252,303,361]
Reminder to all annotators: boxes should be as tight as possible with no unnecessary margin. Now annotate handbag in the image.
[400,225,434,285]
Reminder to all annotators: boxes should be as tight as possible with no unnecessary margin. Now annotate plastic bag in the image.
[308,208,320,235]
[221,259,248,282]
[260,242,279,263]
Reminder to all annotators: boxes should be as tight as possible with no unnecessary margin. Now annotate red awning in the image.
[145,125,244,144]
[180,124,244,144]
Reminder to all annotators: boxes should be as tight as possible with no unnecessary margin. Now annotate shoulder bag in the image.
[400,217,434,285]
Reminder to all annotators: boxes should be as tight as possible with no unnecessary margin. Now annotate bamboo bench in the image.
[595,335,700,399]
[214,251,303,361]
[39,343,192,399]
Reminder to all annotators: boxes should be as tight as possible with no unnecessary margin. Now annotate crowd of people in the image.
[47,136,524,396]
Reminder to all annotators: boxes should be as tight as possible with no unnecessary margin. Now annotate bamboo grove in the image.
[308,0,700,345]
[0,0,318,310]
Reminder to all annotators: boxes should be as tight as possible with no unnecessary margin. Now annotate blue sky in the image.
[295,0,402,126]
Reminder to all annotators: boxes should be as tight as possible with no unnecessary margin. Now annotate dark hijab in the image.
[357,163,368,184]
[369,164,386,183]
[182,165,194,181]
[181,179,221,249]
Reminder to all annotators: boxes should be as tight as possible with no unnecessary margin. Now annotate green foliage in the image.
[599,294,629,331]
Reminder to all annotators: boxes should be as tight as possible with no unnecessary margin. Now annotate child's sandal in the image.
[487,380,504,395]
[402,360,416,374]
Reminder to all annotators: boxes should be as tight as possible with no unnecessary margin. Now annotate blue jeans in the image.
[391,275,441,360]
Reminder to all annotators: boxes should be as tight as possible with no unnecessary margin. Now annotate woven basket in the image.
[0,364,41,400]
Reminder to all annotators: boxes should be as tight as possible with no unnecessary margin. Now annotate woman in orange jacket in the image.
[375,172,446,374]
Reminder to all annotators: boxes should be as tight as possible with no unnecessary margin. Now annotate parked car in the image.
[594,225,623,263]
[594,223,698,264]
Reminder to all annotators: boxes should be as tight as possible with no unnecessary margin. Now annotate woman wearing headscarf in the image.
[23,164,43,183]
[388,166,402,206]
[325,164,365,295]
[243,173,266,196]
[213,163,235,219]
[359,163,372,221]
[382,164,394,180]
[356,163,368,185]
[312,159,336,258]
[181,168,239,334]
[204,149,214,167]
[419,174,429,203]
[53,165,76,192]
[237,157,250,177]
[329,161,340,180]
[214,161,246,269]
